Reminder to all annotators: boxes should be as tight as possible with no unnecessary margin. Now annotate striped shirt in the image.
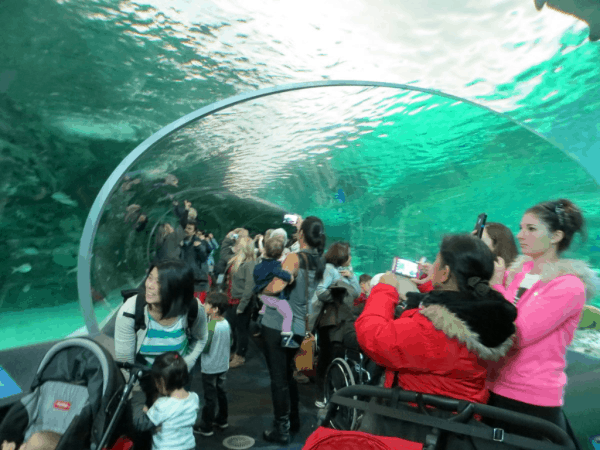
[139,311,189,366]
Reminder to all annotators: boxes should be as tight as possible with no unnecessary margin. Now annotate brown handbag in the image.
[294,252,316,372]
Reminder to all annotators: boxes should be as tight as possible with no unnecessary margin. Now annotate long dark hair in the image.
[141,259,195,320]
[483,222,519,268]
[525,199,586,254]
[151,351,189,394]
[439,234,496,294]
[300,216,326,282]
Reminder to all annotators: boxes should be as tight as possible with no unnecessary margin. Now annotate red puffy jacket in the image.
[355,284,514,404]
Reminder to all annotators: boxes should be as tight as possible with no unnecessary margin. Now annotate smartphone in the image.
[474,213,487,239]
[283,214,299,225]
[392,257,419,278]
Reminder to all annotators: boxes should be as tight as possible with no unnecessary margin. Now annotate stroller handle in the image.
[115,361,152,373]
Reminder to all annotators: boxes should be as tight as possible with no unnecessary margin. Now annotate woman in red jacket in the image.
[355,234,517,439]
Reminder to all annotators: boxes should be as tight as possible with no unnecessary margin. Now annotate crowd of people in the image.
[101,196,598,450]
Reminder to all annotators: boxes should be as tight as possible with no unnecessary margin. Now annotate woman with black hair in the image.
[115,259,208,405]
[355,234,517,441]
[259,216,326,445]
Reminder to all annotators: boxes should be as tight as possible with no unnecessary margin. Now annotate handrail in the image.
[325,385,574,448]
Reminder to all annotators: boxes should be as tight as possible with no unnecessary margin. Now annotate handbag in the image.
[294,252,317,373]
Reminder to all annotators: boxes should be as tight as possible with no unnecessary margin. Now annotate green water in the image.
[1,0,599,351]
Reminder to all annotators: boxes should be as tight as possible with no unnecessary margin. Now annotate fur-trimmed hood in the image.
[405,290,517,362]
[504,255,599,302]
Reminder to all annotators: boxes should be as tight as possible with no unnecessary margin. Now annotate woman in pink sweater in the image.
[487,199,598,444]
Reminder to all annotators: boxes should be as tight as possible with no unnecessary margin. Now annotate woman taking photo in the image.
[259,216,326,445]
[355,234,517,440]
[115,259,209,403]
[487,199,597,445]
[472,221,519,269]
[225,236,258,369]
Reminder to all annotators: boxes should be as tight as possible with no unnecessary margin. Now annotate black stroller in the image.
[0,337,148,450]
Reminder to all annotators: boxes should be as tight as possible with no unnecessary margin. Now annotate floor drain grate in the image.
[222,435,255,449]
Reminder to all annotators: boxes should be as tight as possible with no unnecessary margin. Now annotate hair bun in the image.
[467,276,491,297]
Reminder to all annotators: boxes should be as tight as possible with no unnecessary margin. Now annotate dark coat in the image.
[180,237,209,287]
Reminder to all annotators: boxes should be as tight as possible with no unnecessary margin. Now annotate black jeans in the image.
[486,392,581,449]
[225,306,238,353]
[201,372,228,426]
[261,326,303,424]
[315,329,345,394]
[234,308,252,357]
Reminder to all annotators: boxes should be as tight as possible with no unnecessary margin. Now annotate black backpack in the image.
[120,288,199,333]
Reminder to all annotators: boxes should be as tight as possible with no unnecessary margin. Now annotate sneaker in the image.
[293,370,310,384]
[214,421,229,430]
[193,425,214,436]
[281,334,300,348]
[315,400,327,409]
[229,354,245,369]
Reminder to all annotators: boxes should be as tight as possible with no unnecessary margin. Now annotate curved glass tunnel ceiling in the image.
[88,83,600,335]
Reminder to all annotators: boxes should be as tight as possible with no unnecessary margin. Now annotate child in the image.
[2,431,61,450]
[195,293,231,437]
[252,235,297,348]
[352,273,372,317]
[134,352,199,450]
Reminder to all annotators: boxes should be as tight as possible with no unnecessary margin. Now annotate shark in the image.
[535,0,600,41]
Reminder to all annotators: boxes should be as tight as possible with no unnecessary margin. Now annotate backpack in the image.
[120,288,199,333]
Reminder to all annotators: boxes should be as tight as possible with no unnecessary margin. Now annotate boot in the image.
[263,415,291,445]
[290,410,301,434]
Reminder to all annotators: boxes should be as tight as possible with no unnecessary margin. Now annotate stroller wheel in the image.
[324,358,358,431]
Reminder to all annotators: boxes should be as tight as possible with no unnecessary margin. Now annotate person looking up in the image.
[180,221,210,301]
[471,221,519,269]
[195,293,231,437]
[260,216,326,445]
[224,236,257,368]
[356,234,517,440]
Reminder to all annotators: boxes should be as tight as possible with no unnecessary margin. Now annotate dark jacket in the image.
[173,204,189,228]
[155,231,181,262]
[180,237,209,287]
[214,236,237,276]
[356,284,516,404]
[253,258,292,295]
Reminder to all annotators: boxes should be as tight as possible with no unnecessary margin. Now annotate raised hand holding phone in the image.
[474,213,487,239]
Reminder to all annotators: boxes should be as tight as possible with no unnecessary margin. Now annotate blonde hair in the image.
[227,237,256,273]
[23,431,62,450]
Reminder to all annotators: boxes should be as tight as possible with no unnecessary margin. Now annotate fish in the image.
[335,189,346,203]
[12,263,32,274]
[22,247,39,255]
[534,0,600,41]
[23,284,31,293]
[51,192,78,207]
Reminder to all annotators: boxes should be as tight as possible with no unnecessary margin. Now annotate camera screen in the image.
[392,257,419,278]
